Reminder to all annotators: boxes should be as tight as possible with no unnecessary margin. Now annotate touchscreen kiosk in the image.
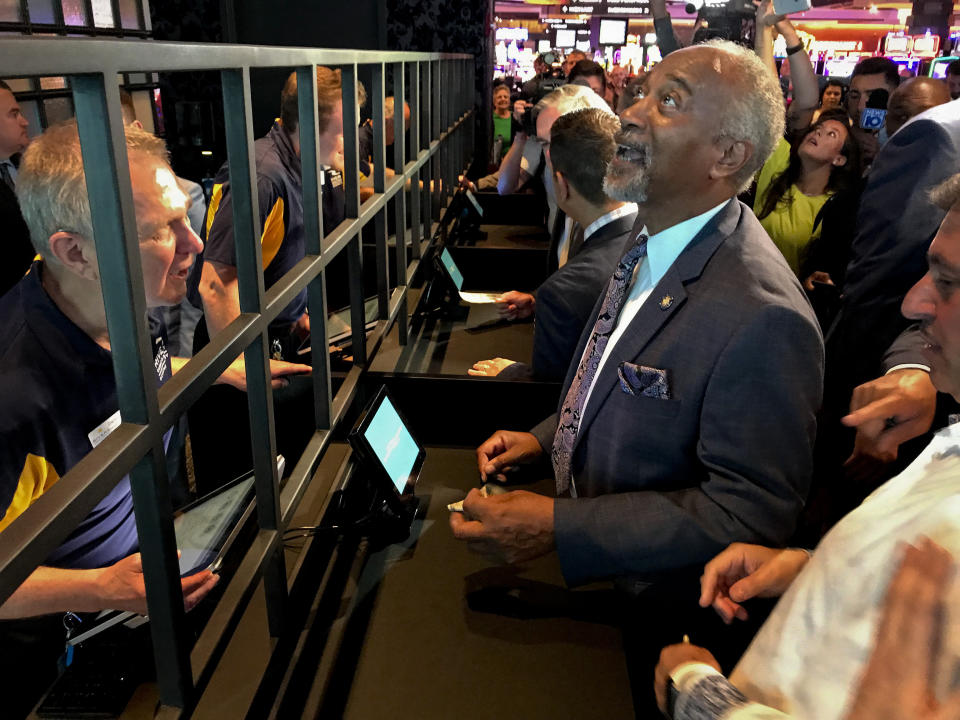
[65,462,274,647]
[438,247,502,304]
[348,386,424,529]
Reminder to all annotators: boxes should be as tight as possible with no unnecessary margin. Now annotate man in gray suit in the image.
[451,37,821,591]
[450,40,823,712]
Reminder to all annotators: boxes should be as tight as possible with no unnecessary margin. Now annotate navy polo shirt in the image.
[0,262,172,570]
[203,121,346,332]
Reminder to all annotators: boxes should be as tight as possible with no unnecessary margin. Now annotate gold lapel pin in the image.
[659,295,674,310]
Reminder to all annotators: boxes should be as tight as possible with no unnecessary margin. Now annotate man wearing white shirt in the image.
[655,172,960,720]
[0,79,32,296]
[450,40,823,715]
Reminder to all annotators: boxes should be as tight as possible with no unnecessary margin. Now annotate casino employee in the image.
[0,122,305,711]
[199,66,363,357]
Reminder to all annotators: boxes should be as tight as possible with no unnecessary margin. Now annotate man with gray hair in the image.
[0,120,304,715]
[492,83,614,318]
[451,41,824,714]
[0,120,215,716]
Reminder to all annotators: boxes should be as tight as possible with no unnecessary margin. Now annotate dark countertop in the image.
[340,447,633,720]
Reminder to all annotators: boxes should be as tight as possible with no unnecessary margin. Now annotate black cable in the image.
[281,510,379,541]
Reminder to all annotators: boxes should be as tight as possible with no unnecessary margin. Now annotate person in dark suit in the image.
[450,40,824,716]
[0,79,33,297]
[469,108,637,382]
[801,99,960,541]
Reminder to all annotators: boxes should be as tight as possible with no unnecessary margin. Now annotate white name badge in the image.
[88,410,122,449]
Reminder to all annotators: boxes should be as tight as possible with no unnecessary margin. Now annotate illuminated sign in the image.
[811,40,863,53]
[912,34,940,56]
[884,34,912,53]
[496,27,529,42]
[559,0,650,14]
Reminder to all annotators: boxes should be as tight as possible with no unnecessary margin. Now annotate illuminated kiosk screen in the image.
[440,247,465,291]
[362,394,421,494]
[599,19,627,45]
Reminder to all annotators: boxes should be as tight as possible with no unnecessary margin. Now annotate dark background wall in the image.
[386,0,493,175]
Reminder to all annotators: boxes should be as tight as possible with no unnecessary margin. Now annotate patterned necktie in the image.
[0,162,14,192]
[552,232,649,495]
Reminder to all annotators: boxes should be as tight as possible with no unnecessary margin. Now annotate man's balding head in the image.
[885,77,951,136]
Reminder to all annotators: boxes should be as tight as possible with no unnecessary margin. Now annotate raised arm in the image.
[651,0,681,57]
[753,0,780,81]
[776,19,818,132]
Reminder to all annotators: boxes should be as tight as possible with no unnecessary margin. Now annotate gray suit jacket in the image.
[499,210,638,382]
[531,199,824,586]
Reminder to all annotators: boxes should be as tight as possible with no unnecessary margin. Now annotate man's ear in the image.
[131,119,144,131]
[47,231,99,282]
[710,138,753,181]
[553,170,569,204]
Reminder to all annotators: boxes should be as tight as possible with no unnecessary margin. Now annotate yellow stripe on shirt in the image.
[0,453,61,532]
[260,197,285,270]
[205,183,224,240]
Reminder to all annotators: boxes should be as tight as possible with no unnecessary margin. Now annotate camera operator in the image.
[846,57,899,167]
[561,50,587,78]
[521,53,558,101]
[495,85,611,279]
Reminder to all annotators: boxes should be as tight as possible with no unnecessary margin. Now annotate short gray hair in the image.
[701,39,786,192]
[17,120,169,257]
[533,83,612,126]
[929,173,960,211]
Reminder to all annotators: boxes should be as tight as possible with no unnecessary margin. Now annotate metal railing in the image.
[0,36,473,714]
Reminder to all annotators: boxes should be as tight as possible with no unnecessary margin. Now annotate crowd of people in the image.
[469,9,960,720]
[0,11,959,718]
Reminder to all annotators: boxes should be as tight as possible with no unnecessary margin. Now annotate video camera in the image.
[518,76,566,135]
[689,0,757,46]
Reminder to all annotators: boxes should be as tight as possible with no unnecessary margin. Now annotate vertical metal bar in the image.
[438,60,447,208]
[220,67,287,636]
[347,237,366,365]
[420,62,431,243]
[128,447,192,705]
[458,59,465,178]
[72,72,190,708]
[341,64,360,220]
[392,62,408,346]
[341,64,366,364]
[465,58,472,161]
[407,62,421,260]
[371,63,389,320]
[296,65,332,431]
[71,74,155,425]
[432,60,442,218]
